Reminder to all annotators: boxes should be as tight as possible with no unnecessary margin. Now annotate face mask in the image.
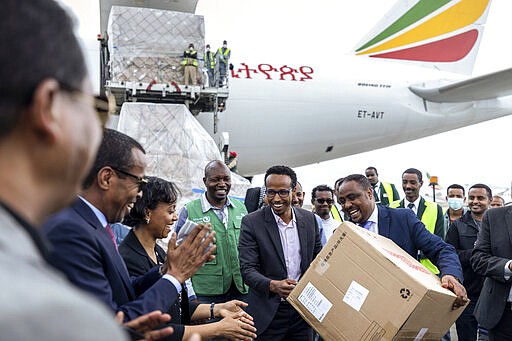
[189,47,194,51]
[448,197,464,210]
[206,48,210,52]
[223,44,227,48]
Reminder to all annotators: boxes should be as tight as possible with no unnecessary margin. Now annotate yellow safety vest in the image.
[389,199,440,274]
[418,201,440,274]
[204,51,215,68]
[181,50,198,67]
[217,47,231,62]
[331,206,343,222]
[381,182,395,202]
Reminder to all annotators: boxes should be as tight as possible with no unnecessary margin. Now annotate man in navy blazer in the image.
[239,166,322,340]
[43,129,215,340]
[337,174,468,309]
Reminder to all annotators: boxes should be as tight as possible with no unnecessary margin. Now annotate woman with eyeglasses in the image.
[120,176,257,341]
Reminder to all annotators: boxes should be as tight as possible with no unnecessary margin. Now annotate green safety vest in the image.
[389,199,440,274]
[186,198,248,296]
[381,182,395,202]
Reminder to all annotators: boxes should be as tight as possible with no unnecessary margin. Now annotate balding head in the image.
[203,160,231,207]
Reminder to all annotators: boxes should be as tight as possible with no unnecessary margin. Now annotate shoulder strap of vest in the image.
[389,199,402,208]
[420,201,438,233]
[381,182,394,201]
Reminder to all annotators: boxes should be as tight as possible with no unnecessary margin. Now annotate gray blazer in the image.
[238,206,322,335]
[471,206,512,329]
[0,205,126,340]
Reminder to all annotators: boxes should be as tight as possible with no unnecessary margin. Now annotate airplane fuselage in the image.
[196,58,511,175]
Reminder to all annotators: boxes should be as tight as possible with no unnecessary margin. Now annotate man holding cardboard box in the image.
[337,174,468,309]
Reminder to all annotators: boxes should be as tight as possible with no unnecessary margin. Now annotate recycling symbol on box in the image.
[400,288,411,299]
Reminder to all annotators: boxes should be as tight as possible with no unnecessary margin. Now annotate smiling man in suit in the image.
[238,165,322,340]
[43,128,216,340]
[337,174,468,310]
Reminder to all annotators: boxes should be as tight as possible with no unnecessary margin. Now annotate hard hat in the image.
[230,151,237,157]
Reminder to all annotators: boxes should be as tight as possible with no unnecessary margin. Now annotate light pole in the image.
[429,176,438,202]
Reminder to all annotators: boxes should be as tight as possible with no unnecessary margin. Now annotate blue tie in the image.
[362,220,374,231]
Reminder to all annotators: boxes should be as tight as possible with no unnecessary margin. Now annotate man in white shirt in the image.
[311,185,341,244]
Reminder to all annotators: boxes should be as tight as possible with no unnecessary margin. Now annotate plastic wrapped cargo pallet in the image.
[107,6,205,84]
[116,102,250,210]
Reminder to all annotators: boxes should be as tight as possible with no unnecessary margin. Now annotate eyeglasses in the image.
[266,189,291,198]
[93,94,114,127]
[62,86,114,127]
[111,166,148,191]
[315,198,334,205]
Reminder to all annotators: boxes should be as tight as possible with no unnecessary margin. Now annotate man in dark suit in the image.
[471,206,512,340]
[43,129,216,340]
[239,165,322,340]
[337,174,468,309]
[365,166,400,206]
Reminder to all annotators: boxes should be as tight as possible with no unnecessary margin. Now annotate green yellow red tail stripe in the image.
[356,0,490,63]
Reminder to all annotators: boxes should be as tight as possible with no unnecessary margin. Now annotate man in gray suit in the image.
[0,1,173,339]
[472,206,512,340]
[239,165,322,340]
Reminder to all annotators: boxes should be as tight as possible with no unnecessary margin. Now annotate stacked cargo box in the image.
[108,6,205,84]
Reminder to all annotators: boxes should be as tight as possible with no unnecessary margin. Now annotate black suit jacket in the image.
[119,229,167,277]
[244,187,262,213]
[471,206,512,329]
[119,229,198,327]
[238,206,322,335]
[43,199,179,322]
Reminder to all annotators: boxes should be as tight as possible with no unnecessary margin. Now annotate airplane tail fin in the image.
[353,0,493,75]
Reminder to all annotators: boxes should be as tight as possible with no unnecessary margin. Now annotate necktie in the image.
[372,185,379,203]
[180,284,190,324]
[105,224,118,250]
[362,220,374,231]
[407,203,415,210]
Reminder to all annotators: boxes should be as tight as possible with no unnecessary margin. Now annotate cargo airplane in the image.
[81,0,512,176]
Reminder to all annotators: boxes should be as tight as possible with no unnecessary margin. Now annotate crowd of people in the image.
[242,167,510,341]
[1,1,511,341]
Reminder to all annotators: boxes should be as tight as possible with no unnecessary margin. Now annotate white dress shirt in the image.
[272,208,301,281]
[405,197,422,215]
[320,215,341,242]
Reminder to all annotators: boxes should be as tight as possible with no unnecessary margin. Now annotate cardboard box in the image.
[287,222,465,340]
